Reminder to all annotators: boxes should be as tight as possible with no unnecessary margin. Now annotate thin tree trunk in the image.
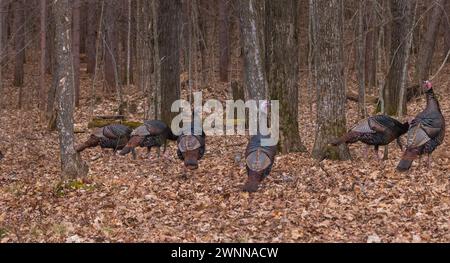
[187,0,193,103]
[86,0,97,74]
[103,0,118,91]
[444,0,450,61]
[0,0,3,108]
[72,0,81,107]
[218,0,230,82]
[357,0,367,119]
[239,0,266,101]
[39,0,46,111]
[311,0,351,161]
[365,0,378,94]
[13,0,25,88]
[151,0,161,119]
[266,0,306,153]
[53,0,88,179]
[126,0,131,86]
[89,0,104,119]
[415,0,446,84]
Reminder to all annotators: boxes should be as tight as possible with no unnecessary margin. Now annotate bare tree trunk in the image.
[86,0,97,74]
[187,0,193,103]
[45,2,53,74]
[239,0,266,101]
[218,0,230,82]
[13,0,25,88]
[151,0,161,119]
[46,10,58,129]
[415,0,446,84]
[156,0,181,125]
[357,0,367,118]
[311,0,351,161]
[103,0,118,91]
[0,0,3,108]
[89,0,104,119]
[79,1,87,54]
[266,0,306,153]
[365,0,378,94]
[444,0,450,61]
[72,0,81,107]
[197,0,208,87]
[53,0,88,179]
[382,0,414,116]
[126,0,131,86]
[39,0,46,111]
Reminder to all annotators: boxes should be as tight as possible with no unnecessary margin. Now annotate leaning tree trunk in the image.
[13,0,25,88]
[265,0,306,153]
[239,0,266,101]
[311,0,351,161]
[157,0,181,125]
[53,0,88,179]
[415,0,445,84]
[382,0,414,116]
[218,0,230,82]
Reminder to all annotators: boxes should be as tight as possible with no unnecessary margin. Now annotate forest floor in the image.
[0,62,449,243]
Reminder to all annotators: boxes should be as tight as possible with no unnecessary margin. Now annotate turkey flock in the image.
[0,81,444,193]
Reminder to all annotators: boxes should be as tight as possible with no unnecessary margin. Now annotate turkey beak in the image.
[183,149,200,170]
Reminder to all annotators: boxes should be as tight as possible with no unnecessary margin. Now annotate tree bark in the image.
[39,0,47,111]
[53,0,88,179]
[357,0,367,119]
[104,0,119,91]
[0,0,3,108]
[218,0,230,82]
[365,0,378,93]
[311,0,351,161]
[265,0,306,153]
[382,0,414,116]
[157,0,181,125]
[414,0,445,85]
[86,0,97,74]
[444,0,450,61]
[72,0,81,107]
[13,0,25,88]
[239,0,266,101]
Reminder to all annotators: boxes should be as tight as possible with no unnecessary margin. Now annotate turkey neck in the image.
[425,89,441,113]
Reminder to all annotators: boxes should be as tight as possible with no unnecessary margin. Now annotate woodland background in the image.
[0,0,449,242]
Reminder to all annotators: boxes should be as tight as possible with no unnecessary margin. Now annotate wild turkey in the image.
[177,124,206,170]
[243,134,277,192]
[76,124,134,157]
[330,115,409,160]
[119,120,178,158]
[397,81,445,171]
